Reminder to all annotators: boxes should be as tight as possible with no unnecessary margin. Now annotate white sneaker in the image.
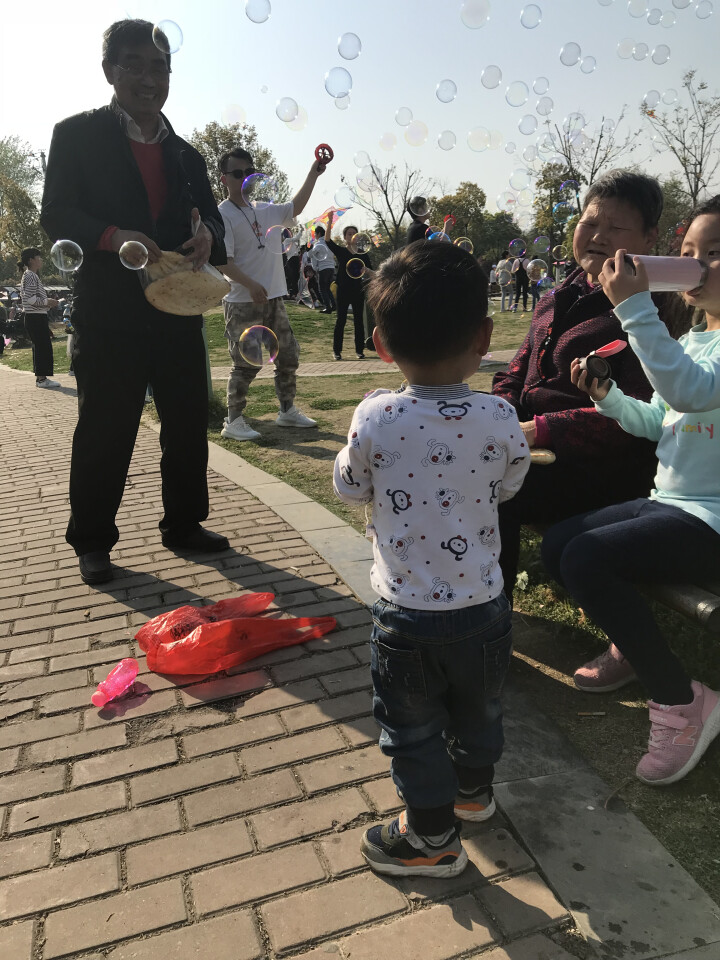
[221,415,261,441]
[275,405,317,428]
[36,378,60,389]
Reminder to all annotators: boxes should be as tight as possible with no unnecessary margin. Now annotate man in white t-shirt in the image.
[218,147,326,442]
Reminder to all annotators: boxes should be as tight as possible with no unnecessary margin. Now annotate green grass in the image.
[1,326,72,374]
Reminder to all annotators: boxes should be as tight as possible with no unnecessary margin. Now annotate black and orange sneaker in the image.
[453,785,496,822]
[361,810,468,877]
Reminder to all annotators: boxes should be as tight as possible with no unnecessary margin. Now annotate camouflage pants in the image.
[225,298,300,421]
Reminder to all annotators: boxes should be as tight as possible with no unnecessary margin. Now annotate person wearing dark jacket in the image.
[492,171,692,605]
[326,225,373,359]
[41,19,228,585]
[406,197,430,245]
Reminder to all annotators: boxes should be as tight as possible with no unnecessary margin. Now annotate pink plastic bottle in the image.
[91,658,139,707]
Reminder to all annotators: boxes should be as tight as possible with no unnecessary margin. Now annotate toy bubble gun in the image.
[579,339,627,386]
[91,658,139,707]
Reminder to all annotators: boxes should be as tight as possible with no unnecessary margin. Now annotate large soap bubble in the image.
[335,94,350,111]
[652,44,671,64]
[660,10,677,26]
[460,0,491,28]
[617,38,635,58]
[647,7,662,22]
[351,233,372,254]
[346,258,366,279]
[509,168,531,191]
[238,325,278,366]
[338,32,362,59]
[242,173,278,208]
[275,97,299,122]
[696,1,713,18]
[628,0,648,16]
[246,0,271,23]
[50,240,83,273]
[643,89,661,108]
[334,185,356,207]
[379,132,397,151]
[405,121,428,146]
[633,42,649,60]
[265,224,296,255]
[481,65,502,89]
[152,20,182,54]
[408,197,429,217]
[497,192,518,213]
[354,150,371,168]
[438,130,457,151]
[536,96,554,116]
[519,115,538,135]
[559,42,582,66]
[527,258,548,282]
[506,81,529,107]
[325,67,352,98]
[119,240,148,270]
[580,56,597,73]
[662,88,678,104]
[520,4,542,28]
[468,127,490,152]
[533,76,549,94]
[509,238,527,257]
[436,79,458,103]
[395,106,413,126]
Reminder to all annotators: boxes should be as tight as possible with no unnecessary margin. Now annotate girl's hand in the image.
[598,249,649,307]
[571,358,611,402]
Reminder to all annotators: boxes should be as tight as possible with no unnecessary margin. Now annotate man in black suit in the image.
[41,19,229,585]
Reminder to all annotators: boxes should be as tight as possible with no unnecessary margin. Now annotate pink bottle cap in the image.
[91,690,108,707]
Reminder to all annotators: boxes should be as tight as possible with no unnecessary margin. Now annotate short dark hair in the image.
[314,225,326,238]
[367,240,488,365]
[501,250,508,258]
[683,194,720,233]
[219,148,254,174]
[582,169,663,231]
[102,19,171,69]
[18,248,42,273]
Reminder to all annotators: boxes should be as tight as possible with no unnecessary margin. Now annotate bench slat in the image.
[643,583,720,635]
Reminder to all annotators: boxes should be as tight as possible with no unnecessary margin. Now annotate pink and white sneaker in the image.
[573,644,637,693]
[636,680,720,786]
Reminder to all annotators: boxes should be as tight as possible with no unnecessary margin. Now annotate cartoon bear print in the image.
[388,535,414,561]
[424,578,457,603]
[477,524,497,546]
[387,572,408,595]
[377,398,408,426]
[480,437,505,463]
[479,562,494,587]
[437,400,472,421]
[492,398,514,421]
[340,464,360,487]
[441,535,468,561]
[371,447,401,469]
[435,488,465,516]
[386,489,412,515]
[488,479,502,504]
[421,440,456,467]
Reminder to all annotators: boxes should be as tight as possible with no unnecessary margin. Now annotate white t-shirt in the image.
[219,199,295,303]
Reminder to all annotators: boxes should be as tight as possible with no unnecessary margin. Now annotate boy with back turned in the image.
[334,241,530,876]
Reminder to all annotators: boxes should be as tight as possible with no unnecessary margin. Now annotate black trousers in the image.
[285,256,300,298]
[24,313,54,377]
[333,287,365,356]
[318,269,336,311]
[66,308,209,555]
[514,275,529,310]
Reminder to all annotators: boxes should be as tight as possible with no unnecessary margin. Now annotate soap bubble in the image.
[222,104,247,125]
[238,325,279,366]
[481,65,502,89]
[275,97,299,122]
[597,0,613,5]
[245,0,271,22]
[537,276,555,293]
[520,4,543,27]
[468,127,490,152]
[662,88,678,104]
[643,89,661,108]
[241,173,278,208]
[354,150,371,168]
[287,106,308,132]
[454,237,474,253]
[652,44,671,63]
[647,7,662,22]
[553,201,575,224]
[672,0,691,6]
[356,164,380,193]
[265,224,295,255]
[505,141,516,154]
[628,0,648,16]
[436,79,458,103]
[535,131,558,160]
[260,85,268,94]
[536,96,554,116]
[533,76,550,94]
[351,232,372,254]
[552,244,569,259]
[617,38,635,58]
[696,1,713,18]
[395,106,413,126]
[506,81,529,107]
[346,258,366,279]
[660,10,677,25]
[531,235,550,256]
[338,32,362,59]
[527,258,548,282]
[560,178,580,199]
[510,168,532,191]
[580,56,597,73]
[325,67,352,98]
[405,120,428,146]
[379,132,397,151]
[497,192,518,212]
[489,130,504,150]
[427,229,452,243]
[119,240,148,270]
[408,197,429,217]
[152,20,182,54]
[633,41,649,60]
[522,145,537,162]
[498,268,513,285]
[335,94,351,110]
[511,258,522,273]
[50,240,83,273]
[509,238,527,257]
[438,130,457,151]
[334,185,355,208]
[559,42,581,66]
[563,112,585,138]
[460,0,491,28]
[517,188,534,206]
[519,114,538,135]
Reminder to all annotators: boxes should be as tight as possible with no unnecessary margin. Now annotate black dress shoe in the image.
[78,551,113,585]
[161,526,230,553]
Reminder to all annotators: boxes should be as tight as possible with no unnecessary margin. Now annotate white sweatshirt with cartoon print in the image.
[333,384,530,611]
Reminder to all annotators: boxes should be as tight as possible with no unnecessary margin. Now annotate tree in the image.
[187,121,290,205]
[655,175,694,255]
[0,138,44,232]
[475,211,523,263]
[428,182,487,247]
[543,108,640,188]
[0,175,47,284]
[530,162,579,255]
[346,162,437,249]
[642,71,720,204]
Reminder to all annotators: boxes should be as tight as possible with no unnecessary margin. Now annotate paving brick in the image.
[269,649,357,684]
[60,801,182,859]
[304,625,368,652]
[0,832,53,879]
[72,739,178,787]
[43,879,187,958]
[0,713,79,750]
[0,765,67,805]
[476,872,570,938]
[281,690,372,733]
[0,669,87,702]
[29,726,127,765]
[297,746,386,794]
[317,823,369,876]
[0,698,34,720]
[0,660,45,682]
[39,685,97,715]
[193,842,325,916]
[178,669,270,708]
[184,769,302,827]
[131,753,240,805]
[361,776,403,815]
[242,726,347,775]
[286,894,496,960]
[261,871,407,954]
[9,782,126,834]
[0,747,20,773]
[338,715,378,746]
[0,919,34,960]
[183,713,283,758]
[0,852,120,920]
[83,688,178,728]
[126,818,254,885]
[99,911,263,960]
[133,709,227,744]
[251,787,370,850]
[9,636,88,664]
[53,615,130,643]
[319,665,370,696]
[466,934,578,960]
[49,643,132,672]
[233,679,325,718]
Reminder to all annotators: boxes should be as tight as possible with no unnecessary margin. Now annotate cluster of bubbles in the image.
[50,240,83,273]
[617,37,671,63]
[238,325,279,366]
[642,88,679,108]
[558,41,596,73]
[597,0,712,19]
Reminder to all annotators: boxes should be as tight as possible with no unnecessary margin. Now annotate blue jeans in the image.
[370,594,512,832]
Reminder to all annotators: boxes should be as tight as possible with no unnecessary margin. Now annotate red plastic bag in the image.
[135,593,337,675]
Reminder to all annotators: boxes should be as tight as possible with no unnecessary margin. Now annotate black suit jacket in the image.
[40,104,226,319]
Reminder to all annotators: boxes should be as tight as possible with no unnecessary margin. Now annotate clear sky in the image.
[1,0,718,229]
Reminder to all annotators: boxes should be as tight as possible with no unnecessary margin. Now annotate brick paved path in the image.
[0,366,576,959]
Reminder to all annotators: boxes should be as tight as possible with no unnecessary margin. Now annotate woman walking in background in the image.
[19,247,60,388]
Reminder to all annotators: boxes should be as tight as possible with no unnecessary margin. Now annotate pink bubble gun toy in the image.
[91,658,139,707]
[579,339,627,386]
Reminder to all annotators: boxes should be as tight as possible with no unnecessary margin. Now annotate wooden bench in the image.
[642,578,720,634]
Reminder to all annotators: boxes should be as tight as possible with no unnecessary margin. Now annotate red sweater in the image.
[98,140,167,250]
